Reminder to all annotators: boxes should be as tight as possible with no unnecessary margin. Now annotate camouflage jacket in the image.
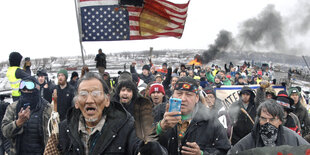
[1,100,52,155]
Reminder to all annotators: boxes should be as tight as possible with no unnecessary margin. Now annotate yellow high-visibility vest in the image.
[256,77,262,85]
[212,69,218,76]
[110,80,115,89]
[6,66,21,97]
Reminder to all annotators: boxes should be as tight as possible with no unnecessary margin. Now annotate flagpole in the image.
[74,0,86,66]
[302,56,310,71]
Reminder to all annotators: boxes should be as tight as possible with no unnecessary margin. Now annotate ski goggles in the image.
[19,80,35,90]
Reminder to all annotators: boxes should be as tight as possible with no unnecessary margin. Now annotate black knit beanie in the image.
[9,52,23,66]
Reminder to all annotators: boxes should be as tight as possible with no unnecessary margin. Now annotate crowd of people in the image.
[0,50,310,155]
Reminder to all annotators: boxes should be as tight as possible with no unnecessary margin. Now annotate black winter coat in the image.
[138,73,155,84]
[228,122,309,154]
[55,84,75,121]
[157,103,231,155]
[0,101,10,147]
[292,101,310,136]
[228,99,256,145]
[39,81,55,103]
[58,101,166,155]
[95,53,106,69]
[153,102,167,123]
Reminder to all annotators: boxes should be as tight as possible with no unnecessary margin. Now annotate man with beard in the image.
[2,76,52,154]
[155,77,231,154]
[229,100,308,154]
[112,80,138,116]
[54,69,75,121]
[37,68,55,103]
[54,72,167,154]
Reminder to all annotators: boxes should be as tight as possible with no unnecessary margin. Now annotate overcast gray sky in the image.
[0,0,308,62]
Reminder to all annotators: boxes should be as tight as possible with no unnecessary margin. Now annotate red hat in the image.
[257,71,262,76]
[149,83,165,96]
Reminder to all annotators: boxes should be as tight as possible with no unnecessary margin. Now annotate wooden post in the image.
[149,47,153,58]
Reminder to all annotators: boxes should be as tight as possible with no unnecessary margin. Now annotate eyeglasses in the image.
[259,116,278,123]
[78,90,103,100]
[19,81,35,90]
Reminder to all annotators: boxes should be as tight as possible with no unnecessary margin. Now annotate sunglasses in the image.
[19,81,35,90]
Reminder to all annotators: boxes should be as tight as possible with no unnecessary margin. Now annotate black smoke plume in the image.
[202,30,233,64]
[238,4,285,51]
[291,0,310,35]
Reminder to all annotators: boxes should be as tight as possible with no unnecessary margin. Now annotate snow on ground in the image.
[291,79,310,92]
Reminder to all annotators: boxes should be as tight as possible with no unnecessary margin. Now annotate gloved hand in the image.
[259,80,270,89]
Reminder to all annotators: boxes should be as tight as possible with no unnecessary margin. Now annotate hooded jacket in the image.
[228,86,257,145]
[292,101,310,136]
[228,121,309,154]
[112,80,139,116]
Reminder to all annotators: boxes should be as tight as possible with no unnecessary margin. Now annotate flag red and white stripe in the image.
[128,0,190,40]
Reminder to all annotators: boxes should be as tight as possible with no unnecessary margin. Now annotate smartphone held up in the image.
[168,98,182,113]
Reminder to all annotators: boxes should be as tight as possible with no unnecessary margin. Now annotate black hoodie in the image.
[228,121,309,154]
[229,86,257,145]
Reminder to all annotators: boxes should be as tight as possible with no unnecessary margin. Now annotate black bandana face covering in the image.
[259,122,278,147]
[20,89,40,110]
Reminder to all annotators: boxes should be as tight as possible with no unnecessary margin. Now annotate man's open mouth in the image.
[85,107,97,114]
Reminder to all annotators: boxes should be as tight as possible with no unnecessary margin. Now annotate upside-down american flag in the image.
[78,0,190,41]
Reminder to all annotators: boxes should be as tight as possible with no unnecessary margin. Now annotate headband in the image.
[175,82,198,94]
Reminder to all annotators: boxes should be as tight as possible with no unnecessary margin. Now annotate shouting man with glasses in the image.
[2,76,52,154]
[229,100,309,154]
[55,72,167,154]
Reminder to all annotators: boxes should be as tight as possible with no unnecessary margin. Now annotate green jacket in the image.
[1,100,52,155]
[206,72,232,85]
